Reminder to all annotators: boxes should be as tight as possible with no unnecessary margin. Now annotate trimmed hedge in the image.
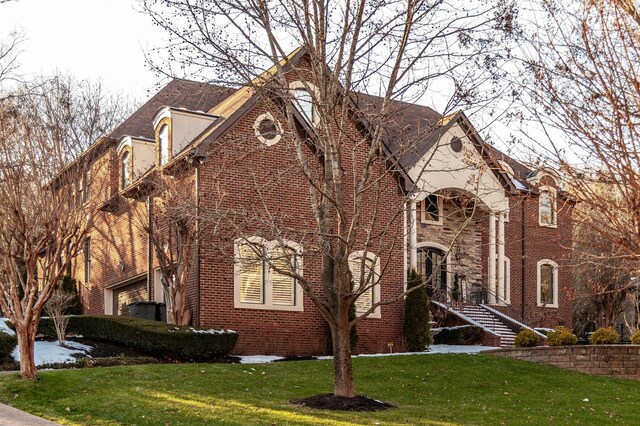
[631,331,640,345]
[67,315,238,361]
[0,331,17,361]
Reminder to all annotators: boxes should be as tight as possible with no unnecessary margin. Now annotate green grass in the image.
[0,354,638,425]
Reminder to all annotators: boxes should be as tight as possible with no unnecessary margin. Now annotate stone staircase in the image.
[459,305,518,347]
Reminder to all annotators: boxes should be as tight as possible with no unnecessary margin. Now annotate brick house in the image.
[64,53,573,353]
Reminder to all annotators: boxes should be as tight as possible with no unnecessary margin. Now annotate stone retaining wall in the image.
[488,345,640,380]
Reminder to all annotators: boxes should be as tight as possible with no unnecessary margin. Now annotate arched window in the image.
[289,81,318,126]
[348,251,381,318]
[121,151,131,188]
[539,186,557,227]
[158,124,169,166]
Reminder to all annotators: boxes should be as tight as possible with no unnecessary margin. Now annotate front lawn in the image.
[0,354,638,425]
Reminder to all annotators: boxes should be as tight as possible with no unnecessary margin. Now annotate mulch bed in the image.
[290,393,395,411]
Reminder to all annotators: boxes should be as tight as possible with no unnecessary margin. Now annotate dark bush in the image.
[547,326,578,346]
[67,315,238,361]
[434,327,465,345]
[589,327,620,345]
[60,276,82,315]
[404,269,430,351]
[0,331,17,361]
[515,329,539,347]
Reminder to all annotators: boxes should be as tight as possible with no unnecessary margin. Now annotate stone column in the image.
[488,211,497,304]
[409,200,417,270]
[497,211,506,304]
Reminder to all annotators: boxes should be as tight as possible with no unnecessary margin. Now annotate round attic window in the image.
[450,136,463,153]
[253,112,283,146]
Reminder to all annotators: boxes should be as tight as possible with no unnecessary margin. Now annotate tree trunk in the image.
[330,316,356,397]
[16,325,37,379]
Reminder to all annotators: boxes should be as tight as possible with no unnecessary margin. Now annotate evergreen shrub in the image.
[403,269,430,351]
[515,329,539,347]
[589,327,620,345]
[547,326,578,346]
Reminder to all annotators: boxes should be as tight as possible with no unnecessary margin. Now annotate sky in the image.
[0,0,165,101]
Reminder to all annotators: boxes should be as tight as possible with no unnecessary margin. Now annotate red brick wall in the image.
[484,188,574,329]
[195,72,405,355]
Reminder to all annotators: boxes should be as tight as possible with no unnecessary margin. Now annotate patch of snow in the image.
[316,344,498,360]
[188,327,236,335]
[0,318,15,336]
[431,325,473,331]
[12,340,93,366]
[237,355,285,364]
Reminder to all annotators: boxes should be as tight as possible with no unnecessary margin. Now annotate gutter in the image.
[195,165,201,326]
[521,199,526,322]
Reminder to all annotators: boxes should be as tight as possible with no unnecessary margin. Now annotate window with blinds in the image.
[349,251,381,318]
[237,244,264,304]
[234,238,302,311]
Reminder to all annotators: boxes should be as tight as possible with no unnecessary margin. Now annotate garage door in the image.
[113,279,148,316]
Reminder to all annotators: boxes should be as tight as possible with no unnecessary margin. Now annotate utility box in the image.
[128,301,167,322]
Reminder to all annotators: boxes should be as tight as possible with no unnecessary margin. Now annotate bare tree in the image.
[44,289,77,347]
[143,0,518,397]
[0,76,126,379]
[514,0,640,319]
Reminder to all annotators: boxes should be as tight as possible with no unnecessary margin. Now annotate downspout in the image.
[195,165,201,327]
[147,195,153,300]
[521,198,526,322]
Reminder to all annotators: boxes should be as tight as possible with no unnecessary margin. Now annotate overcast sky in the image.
[0,0,164,101]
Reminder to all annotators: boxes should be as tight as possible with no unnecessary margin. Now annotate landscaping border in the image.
[487,345,640,380]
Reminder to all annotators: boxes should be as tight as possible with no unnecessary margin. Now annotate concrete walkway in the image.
[0,403,61,425]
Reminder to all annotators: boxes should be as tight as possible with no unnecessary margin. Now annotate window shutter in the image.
[238,244,263,304]
[270,247,295,306]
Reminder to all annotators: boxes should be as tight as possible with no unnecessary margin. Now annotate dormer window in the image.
[121,151,131,189]
[539,186,556,227]
[289,81,318,126]
[159,124,169,166]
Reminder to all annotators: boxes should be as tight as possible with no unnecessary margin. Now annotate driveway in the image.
[0,403,61,425]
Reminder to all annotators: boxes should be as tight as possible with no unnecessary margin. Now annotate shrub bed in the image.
[631,331,640,345]
[67,316,238,361]
[434,325,484,345]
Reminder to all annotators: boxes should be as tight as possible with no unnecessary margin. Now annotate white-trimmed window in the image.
[289,81,318,126]
[539,186,557,227]
[348,251,381,318]
[421,194,443,225]
[121,151,131,189]
[502,257,511,304]
[159,123,169,166]
[234,237,303,311]
[537,259,558,307]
